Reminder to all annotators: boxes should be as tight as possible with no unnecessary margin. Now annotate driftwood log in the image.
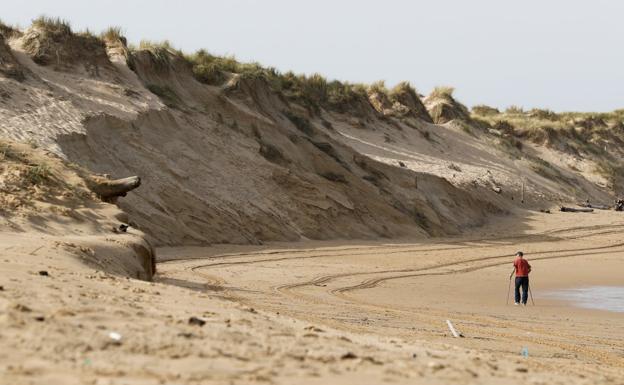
[87,175,141,202]
[560,206,593,213]
[578,202,611,210]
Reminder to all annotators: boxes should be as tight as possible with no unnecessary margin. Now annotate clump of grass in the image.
[368,80,388,94]
[26,163,51,185]
[491,120,515,134]
[187,49,265,86]
[388,82,431,121]
[505,105,524,114]
[100,26,126,45]
[0,19,20,39]
[133,40,183,68]
[425,86,472,124]
[138,39,176,52]
[528,108,558,121]
[472,104,500,116]
[32,16,72,35]
[389,81,415,98]
[429,86,455,99]
[325,81,367,111]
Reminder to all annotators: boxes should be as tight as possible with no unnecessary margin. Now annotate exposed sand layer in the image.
[1,26,620,248]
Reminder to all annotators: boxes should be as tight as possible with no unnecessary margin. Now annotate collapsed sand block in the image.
[70,235,156,280]
[19,19,114,75]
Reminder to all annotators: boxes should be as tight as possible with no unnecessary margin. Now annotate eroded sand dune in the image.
[1,19,623,385]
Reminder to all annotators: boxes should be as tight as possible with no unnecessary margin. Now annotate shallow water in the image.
[543,286,624,313]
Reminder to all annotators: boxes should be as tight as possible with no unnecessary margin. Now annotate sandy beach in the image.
[1,209,622,384]
[155,209,624,384]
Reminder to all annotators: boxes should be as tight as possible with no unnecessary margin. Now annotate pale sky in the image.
[4,0,624,112]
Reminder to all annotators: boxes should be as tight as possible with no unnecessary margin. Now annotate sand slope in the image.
[1,26,620,247]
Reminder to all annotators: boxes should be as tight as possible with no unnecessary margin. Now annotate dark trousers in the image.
[515,276,529,304]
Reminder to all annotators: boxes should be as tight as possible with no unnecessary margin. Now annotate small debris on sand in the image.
[107,331,122,344]
[13,304,32,312]
[428,361,446,371]
[188,316,206,326]
[38,271,49,276]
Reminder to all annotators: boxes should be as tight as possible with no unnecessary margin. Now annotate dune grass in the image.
[32,16,72,35]
[0,19,20,39]
[26,163,51,185]
[429,86,455,100]
[183,49,379,112]
[471,104,500,116]
[100,26,125,43]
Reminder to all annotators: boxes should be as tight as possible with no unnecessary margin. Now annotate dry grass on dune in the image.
[0,19,21,39]
[9,17,434,121]
[472,105,624,194]
[0,140,97,216]
[21,16,110,71]
[424,86,472,124]
[472,105,624,149]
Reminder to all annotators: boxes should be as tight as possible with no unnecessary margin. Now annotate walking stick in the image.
[528,282,535,306]
[506,276,512,305]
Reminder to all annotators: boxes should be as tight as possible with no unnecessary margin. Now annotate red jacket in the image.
[513,258,531,277]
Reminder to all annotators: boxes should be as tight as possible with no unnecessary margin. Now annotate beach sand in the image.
[156,209,624,384]
[2,209,624,384]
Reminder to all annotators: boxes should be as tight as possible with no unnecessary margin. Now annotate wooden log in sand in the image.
[560,206,593,213]
[577,203,611,210]
[87,176,141,200]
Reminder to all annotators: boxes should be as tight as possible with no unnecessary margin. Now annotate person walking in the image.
[509,251,531,306]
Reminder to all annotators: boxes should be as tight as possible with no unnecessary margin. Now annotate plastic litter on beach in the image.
[108,331,122,342]
[446,320,464,338]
